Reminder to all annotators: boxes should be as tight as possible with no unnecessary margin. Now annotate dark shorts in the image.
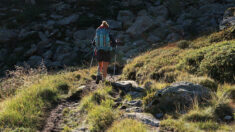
[96,50,111,62]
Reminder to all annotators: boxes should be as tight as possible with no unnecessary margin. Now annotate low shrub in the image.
[209,27,235,43]
[177,40,190,49]
[179,41,235,82]
[107,118,147,132]
[183,110,214,122]
[197,121,219,131]
[88,105,116,132]
[213,103,234,121]
[160,118,196,132]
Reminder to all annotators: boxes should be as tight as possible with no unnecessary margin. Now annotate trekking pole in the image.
[113,45,117,76]
[90,48,95,69]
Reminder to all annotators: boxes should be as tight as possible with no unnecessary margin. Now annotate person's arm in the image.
[92,39,96,46]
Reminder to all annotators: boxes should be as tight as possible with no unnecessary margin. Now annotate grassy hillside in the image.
[122,27,235,84]
[0,27,234,131]
[0,66,96,131]
[121,27,235,131]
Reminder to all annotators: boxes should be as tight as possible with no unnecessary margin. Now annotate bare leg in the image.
[103,62,109,79]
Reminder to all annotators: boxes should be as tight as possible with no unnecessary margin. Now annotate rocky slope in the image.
[0,0,234,76]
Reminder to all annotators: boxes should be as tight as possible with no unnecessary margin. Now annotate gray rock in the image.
[155,113,164,119]
[55,40,70,45]
[117,10,135,29]
[112,80,145,92]
[18,30,37,40]
[128,91,145,98]
[151,27,169,40]
[38,32,48,41]
[224,115,232,121]
[127,0,144,6]
[50,14,63,19]
[43,50,53,59]
[147,35,161,43]
[148,5,168,18]
[73,28,95,40]
[166,32,181,42]
[126,100,142,107]
[107,20,122,30]
[125,113,160,127]
[220,7,235,30]
[126,107,143,113]
[137,10,148,16]
[132,40,149,49]
[27,56,43,66]
[24,44,37,57]
[147,82,211,110]
[14,47,24,54]
[0,49,8,61]
[57,14,79,25]
[0,29,17,43]
[127,16,154,37]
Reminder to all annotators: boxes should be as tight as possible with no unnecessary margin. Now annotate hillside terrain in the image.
[0,0,234,75]
[0,0,235,132]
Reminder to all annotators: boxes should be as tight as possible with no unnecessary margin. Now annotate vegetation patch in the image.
[88,105,117,132]
[107,118,148,132]
[177,40,190,49]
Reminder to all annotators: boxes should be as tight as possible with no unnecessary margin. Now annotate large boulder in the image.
[73,28,95,40]
[148,5,168,18]
[220,7,235,30]
[107,20,122,30]
[57,14,79,25]
[147,82,211,112]
[127,16,154,37]
[117,10,135,29]
[111,80,145,93]
[0,29,17,43]
[27,56,43,66]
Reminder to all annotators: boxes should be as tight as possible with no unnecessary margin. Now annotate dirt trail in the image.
[42,80,97,132]
[42,75,119,132]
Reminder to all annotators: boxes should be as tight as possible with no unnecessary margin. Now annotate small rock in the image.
[127,15,154,37]
[224,115,232,121]
[126,100,142,107]
[155,113,164,119]
[126,107,143,113]
[125,113,160,127]
[107,20,122,30]
[57,14,79,25]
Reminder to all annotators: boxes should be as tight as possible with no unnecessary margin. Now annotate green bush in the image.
[179,41,235,82]
[177,40,190,49]
[209,27,235,43]
[88,105,116,132]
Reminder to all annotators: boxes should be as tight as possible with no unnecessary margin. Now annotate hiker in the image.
[92,21,123,84]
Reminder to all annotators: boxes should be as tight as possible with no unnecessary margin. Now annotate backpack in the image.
[95,27,112,51]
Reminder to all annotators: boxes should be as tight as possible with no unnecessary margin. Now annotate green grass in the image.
[0,67,94,131]
[88,105,117,132]
[107,118,148,132]
[122,28,235,84]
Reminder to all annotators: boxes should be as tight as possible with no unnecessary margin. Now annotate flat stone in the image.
[125,113,160,127]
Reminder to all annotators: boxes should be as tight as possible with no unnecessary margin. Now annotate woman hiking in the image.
[92,21,123,84]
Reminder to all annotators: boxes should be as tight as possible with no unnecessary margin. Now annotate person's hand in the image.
[116,39,124,46]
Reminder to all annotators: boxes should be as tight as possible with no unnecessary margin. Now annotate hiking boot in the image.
[96,75,102,84]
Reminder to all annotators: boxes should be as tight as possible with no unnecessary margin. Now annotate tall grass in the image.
[0,67,93,131]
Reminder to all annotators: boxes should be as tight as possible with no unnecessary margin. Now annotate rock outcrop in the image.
[220,7,235,30]
[147,82,211,112]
